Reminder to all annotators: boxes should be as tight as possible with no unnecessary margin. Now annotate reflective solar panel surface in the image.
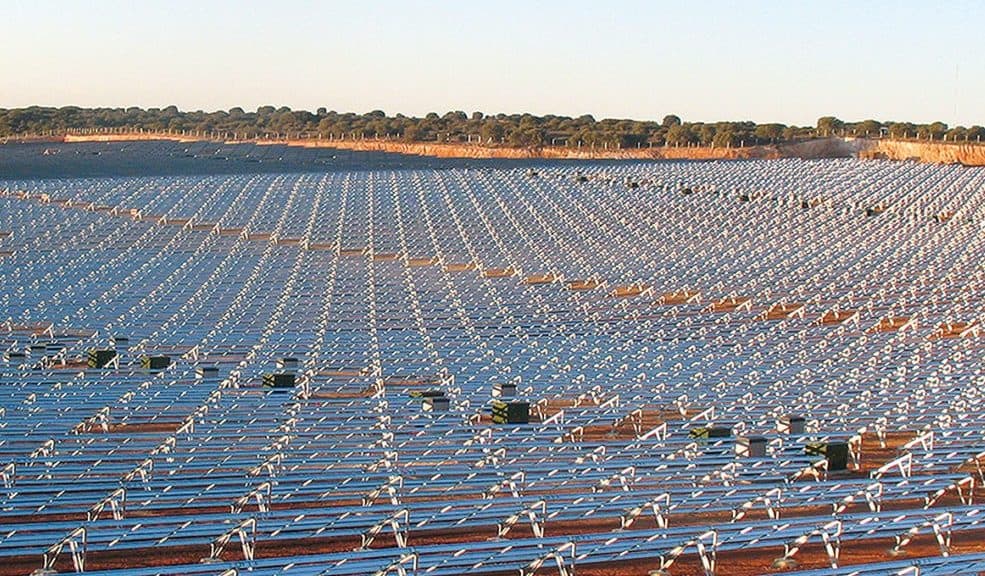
[1,141,983,576]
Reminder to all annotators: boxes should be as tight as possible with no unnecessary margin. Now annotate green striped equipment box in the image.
[491,400,529,424]
[87,349,117,368]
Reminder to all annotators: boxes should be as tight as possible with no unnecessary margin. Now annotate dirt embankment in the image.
[61,133,784,161]
[860,139,985,166]
[277,139,785,160]
[55,133,985,165]
[779,137,870,159]
[62,133,203,144]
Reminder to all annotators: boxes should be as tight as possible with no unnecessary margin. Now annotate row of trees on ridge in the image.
[2,106,982,147]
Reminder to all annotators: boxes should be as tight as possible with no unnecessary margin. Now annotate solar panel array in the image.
[1,154,983,576]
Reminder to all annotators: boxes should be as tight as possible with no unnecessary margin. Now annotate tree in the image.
[647,130,666,147]
[754,123,784,143]
[927,122,948,140]
[712,129,736,148]
[317,117,336,137]
[0,104,968,151]
[888,122,913,138]
[698,124,716,146]
[945,127,967,142]
[367,119,389,138]
[270,110,301,134]
[402,124,423,141]
[854,120,880,137]
[816,116,844,136]
[662,114,682,128]
[480,120,505,143]
[666,124,694,146]
[509,120,532,143]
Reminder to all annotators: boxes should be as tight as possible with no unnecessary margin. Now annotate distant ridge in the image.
[2,106,982,153]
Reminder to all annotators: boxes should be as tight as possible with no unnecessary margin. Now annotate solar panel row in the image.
[1,155,983,575]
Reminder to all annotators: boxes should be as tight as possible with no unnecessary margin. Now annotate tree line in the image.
[1,106,982,147]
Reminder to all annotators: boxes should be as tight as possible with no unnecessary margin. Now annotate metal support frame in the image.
[621,492,671,529]
[925,475,975,509]
[520,542,576,576]
[205,517,257,562]
[372,552,419,576]
[778,520,843,568]
[658,530,718,576]
[359,509,409,550]
[890,512,953,557]
[363,474,404,506]
[483,471,525,500]
[871,452,913,480]
[232,481,273,514]
[732,487,782,522]
[87,487,126,521]
[1,462,14,488]
[833,482,883,515]
[41,526,87,573]
[497,500,546,539]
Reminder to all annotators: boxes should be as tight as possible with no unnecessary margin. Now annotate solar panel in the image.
[1,148,983,575]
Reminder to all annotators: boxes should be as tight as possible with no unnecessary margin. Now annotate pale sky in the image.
[2,0,982,126]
